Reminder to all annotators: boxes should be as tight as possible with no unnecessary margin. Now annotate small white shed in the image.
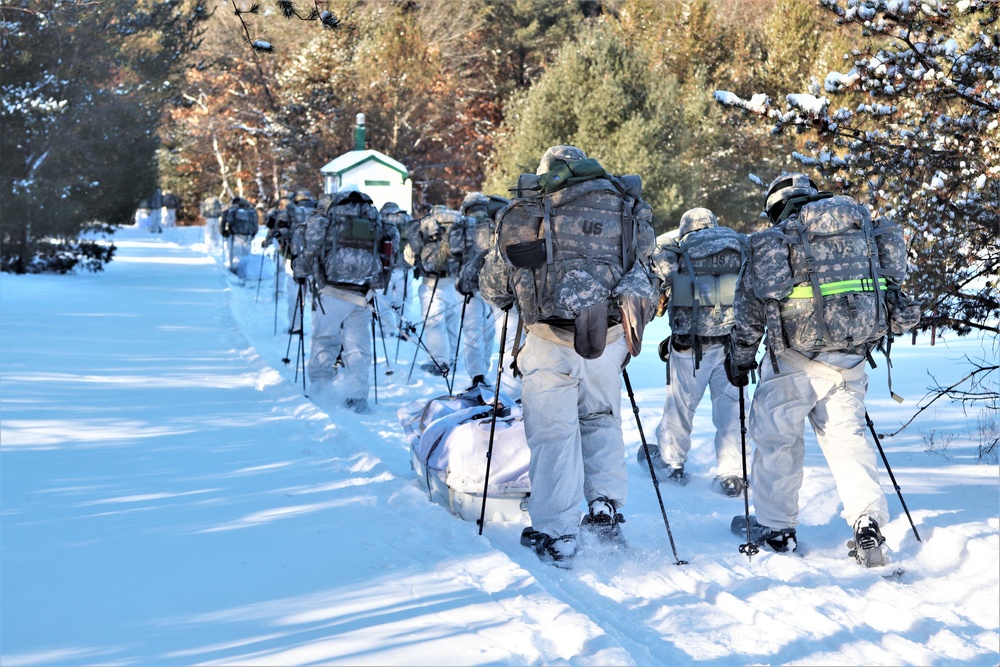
[320,114,413,214]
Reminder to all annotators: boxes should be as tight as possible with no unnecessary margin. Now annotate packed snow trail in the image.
[1,226,997,666]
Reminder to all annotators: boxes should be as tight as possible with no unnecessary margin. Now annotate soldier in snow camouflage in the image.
[294,188,397,414]
[478,145,656,566]
[405,204,463,377]
[447,192,498,389]
[725,172,920,566]
[645,208,748,497]
[374,201,413,338]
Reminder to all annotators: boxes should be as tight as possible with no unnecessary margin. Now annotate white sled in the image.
[398,388,530,524]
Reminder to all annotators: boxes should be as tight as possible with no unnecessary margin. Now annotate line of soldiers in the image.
[212,142,920,570]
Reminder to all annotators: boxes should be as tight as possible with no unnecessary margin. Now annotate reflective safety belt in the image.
[788,278,888,299]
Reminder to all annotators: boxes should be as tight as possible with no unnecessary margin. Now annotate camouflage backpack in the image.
[380,203,413,270]
[201,196,223,219]
[658,225,747,371]
[451,193,505,295]
[750,193,918,362]
[295,189,394,290]
[287,198,316,261]
[413,205,463,277]
[227,203,259,237]
[496,158,655,356]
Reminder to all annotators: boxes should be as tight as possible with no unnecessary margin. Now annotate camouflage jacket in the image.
[479,178,656,324]
[651,226,746,340]
[731,196,920,369]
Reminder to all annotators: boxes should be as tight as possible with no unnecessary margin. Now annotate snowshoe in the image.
[520,527,576,568]
[716,475,745,498]
[344,397,371,414]
[731,515,797,553]
[848,516,887,568]
[580,497,627,548]
[636,445,687,485]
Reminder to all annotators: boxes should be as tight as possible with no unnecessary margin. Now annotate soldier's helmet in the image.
[380,201,402,216]
[536,145,587,175]
[678,207,718,238]
[294,189,315,203]
[460,192,490,217]
[765,172,818,222]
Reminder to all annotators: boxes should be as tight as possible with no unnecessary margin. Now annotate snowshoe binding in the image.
[848,516,887,568]
[636,445,687,485]
[716,475,745,498]
[580,497,627,549]
[731,515,797,553]
[520,527,576,569]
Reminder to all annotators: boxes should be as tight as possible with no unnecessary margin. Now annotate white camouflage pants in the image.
[373,268,407,337]
[749,350,888,531]
[493,305,522,400]
[520,333,629,539]
[225,234,252,273]
[654,343,745,478]
[459,293,495,381]
[417,275,460,370]
[307,290,372,402]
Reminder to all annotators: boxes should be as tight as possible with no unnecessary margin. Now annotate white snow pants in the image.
[417,275,460,369]
[225,235,252,272]
[204,217,221,253]
[459,293,495,381]
[492,305,522,401]
[519,333,629,539]
[654,343,744,478]
[749,350,888,531]
[308,290,372,401]
[373,268,407,337]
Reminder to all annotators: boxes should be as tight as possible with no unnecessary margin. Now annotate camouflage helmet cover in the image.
[536,145,587,175]
[677,207,718,238]
[294,189,315,203]
[380,201,402,216]
[460,192,490,216]
[765,172,818,221]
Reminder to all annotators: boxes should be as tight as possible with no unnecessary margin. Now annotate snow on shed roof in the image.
[320,150,409,178]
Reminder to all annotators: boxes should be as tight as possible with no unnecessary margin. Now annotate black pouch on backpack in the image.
[506,239,547,269]
[574,302,608,360]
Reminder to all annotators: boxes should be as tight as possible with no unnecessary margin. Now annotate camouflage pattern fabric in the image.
[677,207,717,238]
[480,175,655,325]
[381,208,413,270]
[413,205,463,276]
[201,197,223,219]
[450,206,497,295]
[731,194,919,368]
[293,192,397,290]
[651,225,746,339]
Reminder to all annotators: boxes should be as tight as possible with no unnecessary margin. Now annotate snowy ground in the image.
[1,225,997,666]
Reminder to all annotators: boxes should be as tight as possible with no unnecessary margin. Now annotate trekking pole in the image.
[623,368,687,565]
[282,284,303,366]
[477,307,510,536]
[273,252,281,335]
[395,269,409,364]
[737,385,759,561]
[371,310,379,405]
[448,293,471,395]
[866,411,922,543]
[406,277,446,384]
[372,298,394,376]
[255,245,266,302]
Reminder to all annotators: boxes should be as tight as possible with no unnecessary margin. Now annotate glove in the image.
[620,296,651,358]
[724,351,754,388]
[655,291,669,318]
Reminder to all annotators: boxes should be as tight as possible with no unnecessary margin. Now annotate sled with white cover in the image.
[397,387,530,523]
